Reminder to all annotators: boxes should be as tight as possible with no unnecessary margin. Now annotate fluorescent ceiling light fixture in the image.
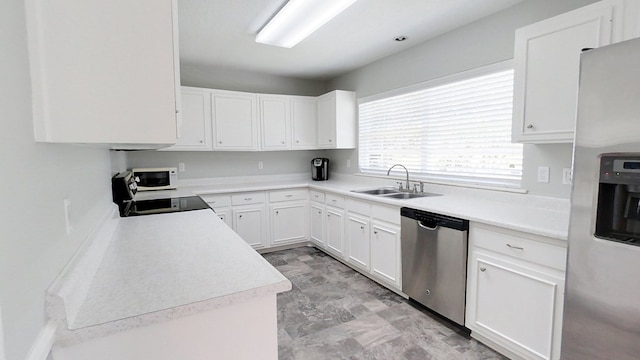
[256,0,358,48]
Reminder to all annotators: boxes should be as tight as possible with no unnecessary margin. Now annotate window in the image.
[358,62,523,188]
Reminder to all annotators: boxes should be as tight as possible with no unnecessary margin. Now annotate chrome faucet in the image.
[387,164,410,191]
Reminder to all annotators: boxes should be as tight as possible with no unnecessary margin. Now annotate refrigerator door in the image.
[563,38,640,360]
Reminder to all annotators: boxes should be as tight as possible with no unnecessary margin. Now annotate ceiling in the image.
[178,0,524,80]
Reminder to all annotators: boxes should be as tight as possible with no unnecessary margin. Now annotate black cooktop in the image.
[118,196,212,217]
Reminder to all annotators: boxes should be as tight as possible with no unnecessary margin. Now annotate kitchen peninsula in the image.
[47,207,291,360]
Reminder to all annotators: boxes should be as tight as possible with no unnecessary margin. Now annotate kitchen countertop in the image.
[51,208,291,346]
[135,173,570,240]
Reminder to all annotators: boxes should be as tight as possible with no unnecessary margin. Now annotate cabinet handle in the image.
[239,215,243,219]
[318,210,321,214]
[219,141,223,144]
[281,141,285,144]
[244,198,252,201]
[374,231,378,234]
[285,194,293,198]
[526,124,534,129]
[199,140,203,143]
[296,140,299,143]
[480,267,486,272]
[332,199,337,203]
[276,211,279,215]
[360,226,364,230]
[328,139,332,142]
[506,244,524,250]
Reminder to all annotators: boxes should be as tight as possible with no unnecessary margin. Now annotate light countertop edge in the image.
[136,174,570,241]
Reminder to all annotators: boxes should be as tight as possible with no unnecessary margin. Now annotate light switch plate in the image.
[563,168,572,185]
[538,166,550,183]
[258,161,263,170]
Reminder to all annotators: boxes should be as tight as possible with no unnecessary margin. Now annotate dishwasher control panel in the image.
[401,207,469,231]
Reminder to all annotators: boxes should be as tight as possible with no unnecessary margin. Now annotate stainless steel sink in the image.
[383,192,440,199]
[351,188,400,195]
[351,188,441,199]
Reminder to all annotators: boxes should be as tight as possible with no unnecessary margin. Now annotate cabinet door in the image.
[233,206,265,249]
[259,95,290,150]
[317,92,336,148]
[212,91,258,150]
[512,2,614,143]
[325,207,344,257]
[215,208,233,228]
[346,213,370,270]
[370,221,401,288]
[164,88,212,151]
[291,96,317,149]
[468,253,564,360]
[26,0,178,146]
[270,203,308,246]
[309,203,325,248]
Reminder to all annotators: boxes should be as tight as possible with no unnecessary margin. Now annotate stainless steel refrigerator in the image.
[563,37,640,360]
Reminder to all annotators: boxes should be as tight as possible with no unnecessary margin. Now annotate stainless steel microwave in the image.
[132,167,177,191]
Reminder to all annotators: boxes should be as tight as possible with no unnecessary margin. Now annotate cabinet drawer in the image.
[199,194,231,208]
[310,190,325,203]
[325,193,345,208]
[471,225,567,271]
[231,192,265,206]
[345,197,370,216]
[371,204,400,225]
[269,189,308,202]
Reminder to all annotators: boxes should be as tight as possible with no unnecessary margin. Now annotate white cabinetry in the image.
[325,206,345,258]
[317,90,357,149]
[309,191,326,248]
[259,95,290,150]
[164,87,212,151]
[370,220,401,288]
[290,96,318,149]
[346,213,370,271]
[200,194,232,227]
[212,90,258,150]
[512,1,619,143]
[231,192,267,249]
[466,223,566,360]
[25,0,179,147]
[268,189,308,246]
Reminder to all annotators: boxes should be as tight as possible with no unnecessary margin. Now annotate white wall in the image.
[126,150,327,179]
[327,0,598,198]
[0,1,113,359]
[180,62,327,96]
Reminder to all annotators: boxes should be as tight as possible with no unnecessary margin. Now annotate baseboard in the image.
[25,321,56,360]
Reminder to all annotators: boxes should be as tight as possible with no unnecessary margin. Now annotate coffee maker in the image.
[311,158,329,181]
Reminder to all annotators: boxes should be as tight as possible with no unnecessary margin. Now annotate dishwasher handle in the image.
[417,220,439,231]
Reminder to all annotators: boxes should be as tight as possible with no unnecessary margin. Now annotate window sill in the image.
[354,173,528,194]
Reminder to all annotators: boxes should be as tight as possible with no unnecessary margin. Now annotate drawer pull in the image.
[360,226,364,230]
[374,231,378,235]
[276,211,279,215]
[480,267,486,272]
[285,194,293,198]
[506,244,524,250]
[332,199,337,203]
[239,215,243,219]
[244,198,252,201]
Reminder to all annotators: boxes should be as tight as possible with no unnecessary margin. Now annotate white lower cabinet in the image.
[309,201,325,248]
[270,203,308,246]
[234,206,266,249]
[466,223,566,360]
[370,221,401,289]
[346,213,370,271]
[325,206,345,257]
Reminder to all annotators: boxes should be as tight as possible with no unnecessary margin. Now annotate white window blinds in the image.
[359,67,523,187]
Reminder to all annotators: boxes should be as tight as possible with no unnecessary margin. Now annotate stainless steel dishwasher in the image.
[401,207,469,326]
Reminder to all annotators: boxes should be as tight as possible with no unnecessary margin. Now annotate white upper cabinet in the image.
[259,94,290,150]
[212,90,258,151]
[163,87,212,151]
[291,96,318,149]
[25,0,180,148]
[317,90,356,149]
[512,0,635,143]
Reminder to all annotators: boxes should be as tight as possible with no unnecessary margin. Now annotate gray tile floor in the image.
[263,246,508,360]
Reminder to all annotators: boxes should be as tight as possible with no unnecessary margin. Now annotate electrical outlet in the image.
[178,162,185,172]
[63,198,73,235]
[258,161,263,170]
[537,166,550,183]
[346,159,351,168]
[563,168,573,185]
